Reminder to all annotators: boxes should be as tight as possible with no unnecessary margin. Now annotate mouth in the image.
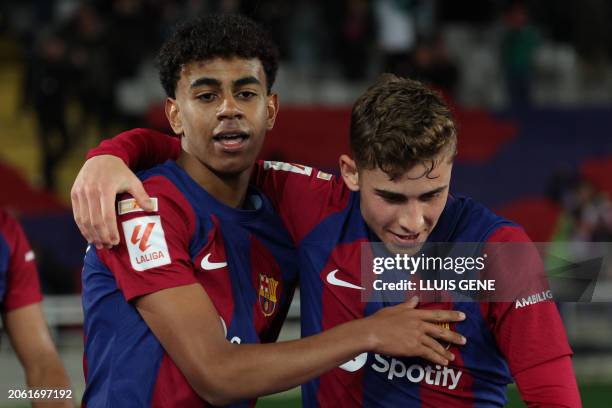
[212,131,250,152]
[388,231,421,246]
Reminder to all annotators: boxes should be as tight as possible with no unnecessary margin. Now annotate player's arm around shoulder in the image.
[72,128,179,249]
[251,160,349,243]
[106,177,468,405]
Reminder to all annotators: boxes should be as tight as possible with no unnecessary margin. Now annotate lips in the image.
[212,131,250,151]
[388,231,421,245]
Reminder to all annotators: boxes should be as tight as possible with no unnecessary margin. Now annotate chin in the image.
[383,241,425,255]
[210,158,254,176]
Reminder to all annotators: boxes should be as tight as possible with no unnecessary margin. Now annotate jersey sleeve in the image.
[86,128,181,172]
[251,161,351,244]
[483,225,578,406]
[1,211,43,312]
[513,356,581,408]
[98,176,198,301]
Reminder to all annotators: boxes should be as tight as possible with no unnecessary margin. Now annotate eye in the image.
[377,192,405,204]
[236,91,257,99]
[420,192,441,202]
[197,93,216,101]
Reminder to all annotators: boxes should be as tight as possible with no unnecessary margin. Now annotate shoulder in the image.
[441,196,523,242]
[0,210,31,255]
[117,167,197,242]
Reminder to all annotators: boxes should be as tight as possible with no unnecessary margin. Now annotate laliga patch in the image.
[122,215,170,271]
[316,170,332,181]
[118,197,158,215]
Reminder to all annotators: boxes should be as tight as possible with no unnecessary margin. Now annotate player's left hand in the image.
[71,155,152,249]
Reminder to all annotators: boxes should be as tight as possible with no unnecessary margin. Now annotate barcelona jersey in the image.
[0,209,42,313]
[89,129,577,407]
[82,161,298,407]
[253,161,573,408]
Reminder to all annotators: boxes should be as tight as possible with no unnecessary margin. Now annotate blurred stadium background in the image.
[1,0,611,406]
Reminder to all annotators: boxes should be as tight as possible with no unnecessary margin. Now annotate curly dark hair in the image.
[350,74,457,180]
[157,14,279,98]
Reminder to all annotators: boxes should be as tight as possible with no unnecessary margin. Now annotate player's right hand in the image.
[71,155,152,249]
[365,296,466,366]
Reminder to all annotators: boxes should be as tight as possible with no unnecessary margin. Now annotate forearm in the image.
[4,304,72,408]
[515,356,581,408]
[138,285,463,405]
[187,319,375,405]
[86,128,180,170]
[24,353,72,408]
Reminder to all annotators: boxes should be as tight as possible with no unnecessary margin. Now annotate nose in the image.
[217,94,242,120]
[397,200,425,233]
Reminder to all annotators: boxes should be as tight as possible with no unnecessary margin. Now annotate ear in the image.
[165,97,183,135]
[266,93,279,131]
[339,154,360,192]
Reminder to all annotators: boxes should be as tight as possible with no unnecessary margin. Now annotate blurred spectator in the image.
[337,0,375,81]
[407,32,459,97]
[105,0,160,122]
[573,0,610,67]
[374,0,417,74]
[548,172,612,242]
[500,1,540,109]
[63,3,113,141]
[287,0,326,77]
[24,31,71,191]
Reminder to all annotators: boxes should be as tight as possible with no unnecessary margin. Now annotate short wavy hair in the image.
[350,74,457,179]
[157,14,279,98]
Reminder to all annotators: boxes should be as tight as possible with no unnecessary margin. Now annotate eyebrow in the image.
[420,186,448,197]
[190,76,261,90]
[233,76,261,88]
[190,77,221,89]
[374,185,448,200]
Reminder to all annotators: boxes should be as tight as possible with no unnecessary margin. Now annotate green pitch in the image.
[1,384,610,407]
[255,383,612,407]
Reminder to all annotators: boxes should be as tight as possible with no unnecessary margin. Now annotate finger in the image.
[418,345,449,366]
[78,187,101,247]
[71,185,93,243]
[421,335,455,363]
[418,309,466,323]
[425,324,466,346]
[85,185,107,249]
[99,190,119,247]
[405,296,419,309]
[127,179,153,211]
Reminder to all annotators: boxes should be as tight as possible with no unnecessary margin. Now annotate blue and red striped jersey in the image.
[0,208,42,313]
[82,161,298,407]
[88,129,578,406]
[253,161,573,408]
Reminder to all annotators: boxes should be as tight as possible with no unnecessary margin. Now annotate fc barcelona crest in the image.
[259,274,279,317]
[434,322,452,349]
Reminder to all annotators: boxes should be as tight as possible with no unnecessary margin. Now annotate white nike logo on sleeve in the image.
[326,269,365,290]
[201,254,228,270]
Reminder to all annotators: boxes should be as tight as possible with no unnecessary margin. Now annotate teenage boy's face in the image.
[166,57,278,175]
[341,152,452,254]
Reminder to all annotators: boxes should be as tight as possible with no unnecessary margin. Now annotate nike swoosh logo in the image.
[326,269,365,290]
[201,254,228,270]
[339,352,368,372]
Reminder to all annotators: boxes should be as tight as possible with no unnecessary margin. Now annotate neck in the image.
[177,151,252,208]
